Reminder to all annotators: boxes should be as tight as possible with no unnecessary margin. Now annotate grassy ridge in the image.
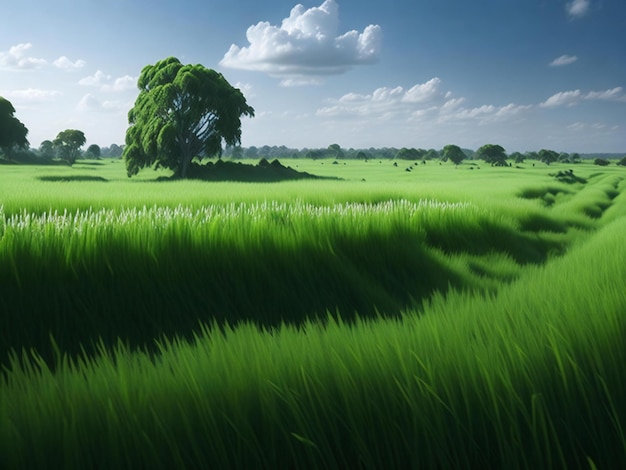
[0,199,560,368]
[1,208,624,469]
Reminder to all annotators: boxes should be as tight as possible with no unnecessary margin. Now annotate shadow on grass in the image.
[37,175,108,182]
[158,158,341,182]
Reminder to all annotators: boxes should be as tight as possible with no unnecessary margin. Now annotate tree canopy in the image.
[54,129,86,165]
[476,144,507,166]
[123,57,255,178]
[0,96,29,158]
[85,144,101,159]
[442,144,466,165]
[538,149,559,165]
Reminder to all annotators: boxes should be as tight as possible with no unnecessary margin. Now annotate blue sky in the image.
[1,0,625,153]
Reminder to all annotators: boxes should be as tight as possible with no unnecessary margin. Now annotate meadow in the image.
[1,157,625,468]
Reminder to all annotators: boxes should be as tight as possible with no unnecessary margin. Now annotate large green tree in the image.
[54,129,86,165]
[0,97,29,158]
[476,144,507,166]
[124,57,255,178]
[442,144,466,165]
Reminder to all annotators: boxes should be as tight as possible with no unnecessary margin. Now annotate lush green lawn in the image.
[1,157,625,468]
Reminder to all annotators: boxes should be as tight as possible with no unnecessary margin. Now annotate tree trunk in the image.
[180,152,192,179]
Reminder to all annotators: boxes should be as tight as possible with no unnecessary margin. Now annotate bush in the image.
[594,158,610,166]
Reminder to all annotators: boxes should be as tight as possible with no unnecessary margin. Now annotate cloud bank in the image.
[220,0,381,84]
[316,78,533,128]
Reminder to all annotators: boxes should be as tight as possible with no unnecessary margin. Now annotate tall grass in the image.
[1,199,561,368]
[1,210,624,469]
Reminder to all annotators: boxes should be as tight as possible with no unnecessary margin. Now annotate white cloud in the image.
[585,87,626,102]
[0,43,47,70]
[103,75,137,92]
[77,93,130,113]
[541,87,626,107]
[549,54,578,67]
[540,90,583,107]
[0,88,60,102]
[317,79,532,127]
[79,71,136,92]
[53,56,86,70]
[566,0,590,18]
[79,70,111,86]
[402,78,442,103]
[219,0,381,83]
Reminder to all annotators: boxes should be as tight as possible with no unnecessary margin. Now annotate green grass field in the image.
[1,157,625,469]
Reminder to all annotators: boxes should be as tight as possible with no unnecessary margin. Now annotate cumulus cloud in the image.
[549,54,578,67]
[317,78,532,126]
[0,43,47,70]
[220,0,381,83]
[541,87,626,107]
[77,93,130,112]
[53,56,86,70]
[566,0,590,18]
[79,71,137,92]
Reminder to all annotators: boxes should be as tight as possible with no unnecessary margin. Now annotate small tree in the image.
[56,130,85,163]
[54,129,86,165]
[328,143,345,159]
[618,156,626,167]
[476,144,507,166]
[442,144,466,165]
[85,144,101,159]
[594,158,610,166]
[0,96,29,159]
[38,140,56,159]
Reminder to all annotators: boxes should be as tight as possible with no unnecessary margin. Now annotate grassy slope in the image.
[1,159,625,468]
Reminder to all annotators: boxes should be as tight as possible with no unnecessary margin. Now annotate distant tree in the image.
[230,145,244,159]
[571,153,581,164]
[0,96,29,158]
[54,129,86,165]
[618,156,626,167]
[442,144,466,165]
[594,158,610,166]
[510,152,525,164]
[244,146,258,159]
[101,143,123,158]
[38,140,56,159]
[525,151,539,161]
[123,57,254,178]
[258,145,271,158]
[356,151,369,160]
[305,149,324,160]
[476,144,507,166]
[85,144,101,159]
[558,152,571,163]
[423,149,439,160]
[328,143,345,159]
[396,148,420,160]
[538,149,559,165]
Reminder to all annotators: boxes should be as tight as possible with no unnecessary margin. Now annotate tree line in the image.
[2,57,625,176]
